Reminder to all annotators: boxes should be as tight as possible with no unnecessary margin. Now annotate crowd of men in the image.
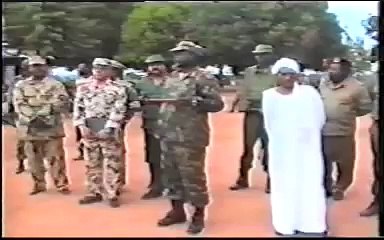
[8,40,379,236]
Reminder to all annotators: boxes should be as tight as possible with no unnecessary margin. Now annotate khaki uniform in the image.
[13,77,70,191]
[233,66,274,180]
[319,77,372,193]
[73,78,127,200]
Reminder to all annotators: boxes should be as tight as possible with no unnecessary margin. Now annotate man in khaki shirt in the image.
[319,58,372,201]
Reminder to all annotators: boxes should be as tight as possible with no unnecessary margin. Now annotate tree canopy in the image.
[4,2,349,69]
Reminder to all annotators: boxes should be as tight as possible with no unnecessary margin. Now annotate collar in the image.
[88,77,113,90]
[25,76,50,85]
[326,78,350,90]
[255,65,271,74]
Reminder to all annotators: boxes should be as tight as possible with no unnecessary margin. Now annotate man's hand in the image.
[97,127,115,139]
[79,125,94,139]
[191,96,203,106]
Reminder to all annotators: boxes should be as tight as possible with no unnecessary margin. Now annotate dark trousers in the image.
[238,111,269,178]
[75,126,84,156]
[322,135,356,193]
[144,128,162,190]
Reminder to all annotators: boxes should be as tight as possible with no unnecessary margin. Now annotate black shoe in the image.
[186,207,205,235]
[58,187,71,195]
[30,186,47,195]
[158,200,187,227]
[141,189,163,199]
[360,201,379,217]
[108,198,120,208]
[73,155,84,161]
[15,165,25,174]
[229,178,249,191]
[79,194,103,205]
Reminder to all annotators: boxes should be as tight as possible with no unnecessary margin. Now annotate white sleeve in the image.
[309,86,326,129]
[262,90,273,136]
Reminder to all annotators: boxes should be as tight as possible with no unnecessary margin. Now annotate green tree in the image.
[120,4,192,63]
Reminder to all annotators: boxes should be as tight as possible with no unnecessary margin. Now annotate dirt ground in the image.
[2,94,378,237]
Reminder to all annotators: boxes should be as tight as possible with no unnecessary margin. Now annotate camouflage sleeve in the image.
[355,85,373,117]
[125,86,141,121]
[12,83,35,122]
[72,86,86,127]
[105,86,127,129]
[196,77,224,113]
[51,81,70,114]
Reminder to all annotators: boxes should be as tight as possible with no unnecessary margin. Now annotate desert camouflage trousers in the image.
[24,138,69,190]
[83,139,122,199]
[16,139,26,161]
[161,141,209,207]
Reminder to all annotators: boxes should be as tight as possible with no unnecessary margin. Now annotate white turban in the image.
[271,57,300,75]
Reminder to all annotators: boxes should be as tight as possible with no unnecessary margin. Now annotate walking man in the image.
[320,58,372,200]
[12,56,70,195]
[229,44,275,193]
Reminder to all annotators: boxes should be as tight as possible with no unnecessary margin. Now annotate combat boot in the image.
[79,193,103,205]
[158,200,187,226]
[360,201,379,217]
[108,197,120,208]
[187,206,205,235]
[30,185,47,195]
[141,188,163,199]
[15,162,25,174]
[229,176,249,191]
[264,176,270,194]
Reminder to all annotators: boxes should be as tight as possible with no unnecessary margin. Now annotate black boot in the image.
[187,206,205,235]
[158,200,187,226]
[265,176,270,194]
[30,184,47,195]
[15,161,25,174]
[79,193,103,205]
[73,144,84,161]
[229,170,249,191]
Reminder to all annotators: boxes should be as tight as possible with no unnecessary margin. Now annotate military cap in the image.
[92,58,111,67]
[169,40,203,52]
[145,54,166,64]
[109,59,126,69]
[28,56,47,65]
[252,44,273,54]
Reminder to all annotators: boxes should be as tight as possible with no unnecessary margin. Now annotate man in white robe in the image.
[263,58,327,236]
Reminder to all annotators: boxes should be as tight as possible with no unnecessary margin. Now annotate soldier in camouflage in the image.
[360,66,379,217]
[156,41,224,235]
[229,44,275,193]
[11,59,30,174]
[109,59,140,195]
[139,54,168,199]
[73,58,127,208]
[12,56,70,195]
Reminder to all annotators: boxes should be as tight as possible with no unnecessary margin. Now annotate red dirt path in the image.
[2,94,378,237]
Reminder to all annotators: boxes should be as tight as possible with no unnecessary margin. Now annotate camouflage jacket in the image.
[12,77,69,140]
[73,77,127,131]
[114,79,141,122]
[156,69,224,147]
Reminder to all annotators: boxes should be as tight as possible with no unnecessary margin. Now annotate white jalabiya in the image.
[262,83,327,235]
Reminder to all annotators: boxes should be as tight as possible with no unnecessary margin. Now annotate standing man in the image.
[229,44,275,193]
[10,59,29,174]
[360,68,379,217]
[73,58,127,208]
[320,58,372,200]
[263,58,327,236]
[12,56,70,195]
[156,41,224,235]
[139,54,168,199]
[109,59,140,195]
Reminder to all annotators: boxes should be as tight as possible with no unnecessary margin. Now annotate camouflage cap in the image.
[252,44,273,54]
[92,58,111,67]
[145,54,166,64]
[169,41,203,52]
[28,56,47,65]
[109,59,126,69]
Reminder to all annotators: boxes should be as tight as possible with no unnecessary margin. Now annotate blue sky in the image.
[327,1,378,49]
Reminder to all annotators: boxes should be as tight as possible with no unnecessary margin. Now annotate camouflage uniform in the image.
[110,59,141,192]
[230,44,275,192]
[12,56,70,195]
[73,58,127,206]
[360,73,379,217]
[156,41,224,235]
